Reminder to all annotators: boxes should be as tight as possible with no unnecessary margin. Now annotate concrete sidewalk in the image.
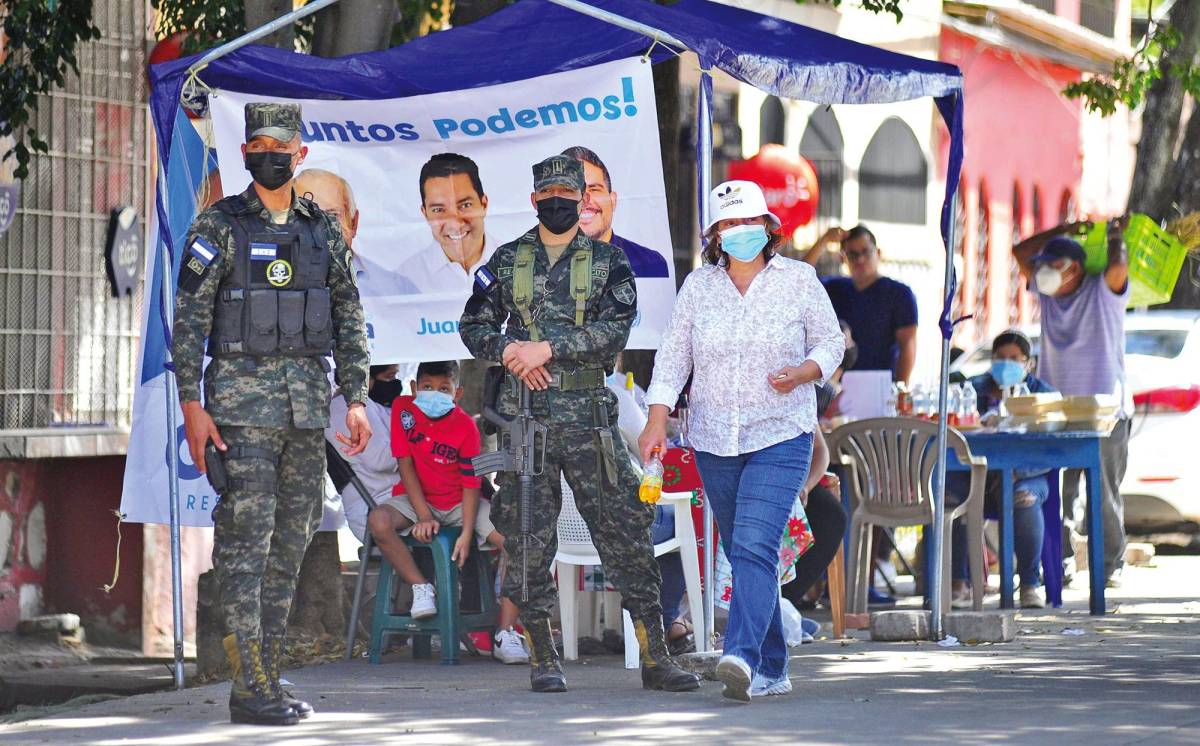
[1,557,1196,745]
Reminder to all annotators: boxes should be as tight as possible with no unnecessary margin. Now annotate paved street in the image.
[1,556,1196,745]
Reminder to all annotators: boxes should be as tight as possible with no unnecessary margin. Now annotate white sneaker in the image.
[410,583,437,619]
[951,585,973,610]
[493,628,530,664]
[1019,584,1045,609]
[716,655,752,703]
[750,672,793,697]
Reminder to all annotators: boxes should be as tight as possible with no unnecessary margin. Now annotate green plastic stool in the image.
[368,526,498,665]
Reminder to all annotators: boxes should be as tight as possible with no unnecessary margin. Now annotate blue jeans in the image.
[948,472,1050,587]
[652,505,686,627]
[695,433,813,679]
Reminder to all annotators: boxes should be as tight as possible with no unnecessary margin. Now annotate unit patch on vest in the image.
[179,236,218,293]
[612,280,636,307]
[266,259,293,287]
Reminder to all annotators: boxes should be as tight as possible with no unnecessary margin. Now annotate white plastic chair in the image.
[555,477,703,669]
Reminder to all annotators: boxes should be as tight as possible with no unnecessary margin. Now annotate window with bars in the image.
[859,117,927,225]
[759,96,786,149]
[973,182,991,339]
[0,0,148,432]
[799,107,844,225]
[1010,183,1024,326]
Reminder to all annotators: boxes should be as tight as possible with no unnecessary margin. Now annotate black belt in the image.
[548,368,607,392]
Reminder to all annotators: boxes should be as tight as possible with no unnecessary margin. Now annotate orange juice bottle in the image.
[639,447,664,504]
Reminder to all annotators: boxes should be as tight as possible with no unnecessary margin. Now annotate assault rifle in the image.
[471,366,547,601]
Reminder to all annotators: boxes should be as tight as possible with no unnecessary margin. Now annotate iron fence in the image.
[0,0,149,432]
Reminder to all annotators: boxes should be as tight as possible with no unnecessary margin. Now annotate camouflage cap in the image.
[532,155,584,193]
[245,102,302,143]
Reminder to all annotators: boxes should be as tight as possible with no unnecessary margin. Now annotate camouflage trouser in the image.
[492,419,662,624]
[211,425,325,640]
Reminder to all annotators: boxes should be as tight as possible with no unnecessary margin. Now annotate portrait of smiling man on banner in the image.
[394,152,498,294]
[561,145,669,278]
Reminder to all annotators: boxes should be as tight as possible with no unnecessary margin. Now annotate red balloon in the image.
[149,32,186,67]
[727,144,819,236]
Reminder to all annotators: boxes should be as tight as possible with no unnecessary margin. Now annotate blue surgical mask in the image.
[990,359,1027,388]
[414,390,455,419]
[719,224,769,263]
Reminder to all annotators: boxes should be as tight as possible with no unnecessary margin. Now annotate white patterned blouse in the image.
[646,256,844,457]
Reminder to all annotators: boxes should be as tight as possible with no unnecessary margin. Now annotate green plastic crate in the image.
[1081,214,1187,307]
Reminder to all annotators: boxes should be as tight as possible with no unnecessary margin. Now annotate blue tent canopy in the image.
[150,0,963,244]
[144,0,968,650]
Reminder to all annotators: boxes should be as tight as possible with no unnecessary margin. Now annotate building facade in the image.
[0,0,152,643]
[725,0,1135,380]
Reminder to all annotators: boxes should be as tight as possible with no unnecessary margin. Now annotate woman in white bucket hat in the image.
[639,179,843,702]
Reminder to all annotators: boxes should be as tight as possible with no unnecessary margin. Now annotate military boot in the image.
[262,636,314,719]
[633,618,701,692]
[223,634,299,726]
[523,618,567,693]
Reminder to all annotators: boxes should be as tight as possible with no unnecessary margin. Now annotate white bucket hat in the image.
[703,180,782,236]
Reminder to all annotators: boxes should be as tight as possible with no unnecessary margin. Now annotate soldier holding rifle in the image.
[460,155,699,694]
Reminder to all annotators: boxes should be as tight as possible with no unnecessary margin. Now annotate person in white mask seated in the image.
[946,329,1057,609]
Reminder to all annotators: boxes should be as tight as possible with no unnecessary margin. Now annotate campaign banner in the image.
[208,57,675,364]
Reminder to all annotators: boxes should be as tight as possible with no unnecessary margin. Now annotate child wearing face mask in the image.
[946,329,1058,610]
[377,359,528,663]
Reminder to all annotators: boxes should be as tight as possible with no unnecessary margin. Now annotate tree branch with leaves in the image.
[0,0,101,179]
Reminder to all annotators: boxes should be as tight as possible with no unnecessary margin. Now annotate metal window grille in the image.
[758,97,785,149]
[859,118,927,225]
[0,0,148,432]
[973,185,991,340]
[1079,0,1116,37]
[1022,0,1056,15]
[800,108,844,224]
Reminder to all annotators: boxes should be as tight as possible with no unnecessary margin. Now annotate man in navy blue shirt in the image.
[561,145,670,278]
[804,225,917,383]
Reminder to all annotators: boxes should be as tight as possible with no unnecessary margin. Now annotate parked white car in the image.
[949,310,1200,537]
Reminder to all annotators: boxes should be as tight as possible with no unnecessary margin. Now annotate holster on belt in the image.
[205,443,229,495]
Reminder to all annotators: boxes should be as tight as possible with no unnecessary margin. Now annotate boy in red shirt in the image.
[370,360,528,664]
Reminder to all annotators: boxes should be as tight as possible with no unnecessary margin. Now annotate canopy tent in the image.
[146,0,966,679]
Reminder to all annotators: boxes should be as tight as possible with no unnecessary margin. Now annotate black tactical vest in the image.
[207,194,334,358]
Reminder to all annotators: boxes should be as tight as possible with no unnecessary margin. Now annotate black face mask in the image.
[368,379,405,408]
[842,344,859,371]
[535,196,581,234]
[244,151,295,190]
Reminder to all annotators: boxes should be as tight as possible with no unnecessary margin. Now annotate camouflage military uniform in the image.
[460,227,662,623]
[173,188,368,643]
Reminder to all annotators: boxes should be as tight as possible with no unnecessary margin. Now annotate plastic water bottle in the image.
[961,383,979,428]
[639,447,664,504]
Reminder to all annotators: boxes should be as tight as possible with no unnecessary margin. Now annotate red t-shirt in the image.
[390,395,482,510]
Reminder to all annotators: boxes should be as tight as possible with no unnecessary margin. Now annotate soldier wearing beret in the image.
[459,155,700,694]
[173,103,371,726]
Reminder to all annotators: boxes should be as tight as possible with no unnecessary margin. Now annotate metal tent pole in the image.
[187,0,345,74]
[545,0,688,51]
[696,75,716,653]
[157,165,187,690]
[929,189,961,641]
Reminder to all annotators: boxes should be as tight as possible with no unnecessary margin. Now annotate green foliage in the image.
[1064,24,1200,116]
[797,0,904,22]
[151,0,246,54]
[0,0,102,179]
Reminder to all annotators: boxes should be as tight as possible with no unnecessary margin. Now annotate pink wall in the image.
[940,29,1085,344]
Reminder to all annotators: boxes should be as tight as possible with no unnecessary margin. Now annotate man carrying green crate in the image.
[1014,216,1130,589]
